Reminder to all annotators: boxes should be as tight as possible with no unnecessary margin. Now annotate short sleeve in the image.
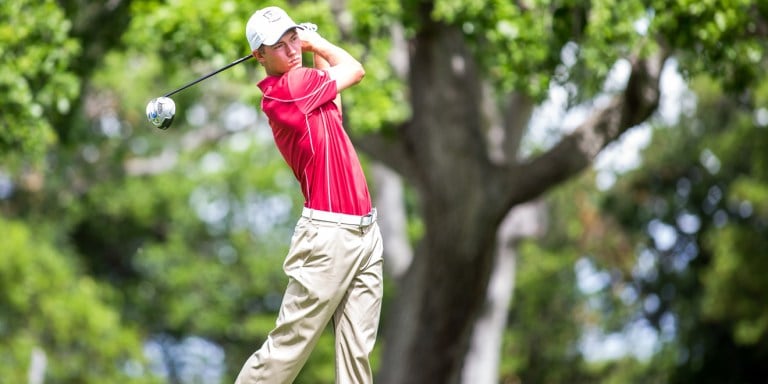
[286,68,338,114]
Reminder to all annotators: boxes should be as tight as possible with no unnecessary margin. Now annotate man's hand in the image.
[297,26,323,55]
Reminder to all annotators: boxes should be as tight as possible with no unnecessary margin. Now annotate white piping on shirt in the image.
[322,112,332,210]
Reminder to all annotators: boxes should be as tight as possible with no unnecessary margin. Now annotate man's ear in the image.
[252,49,266,64]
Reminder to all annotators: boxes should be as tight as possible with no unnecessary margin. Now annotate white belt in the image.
[302,207,377,227]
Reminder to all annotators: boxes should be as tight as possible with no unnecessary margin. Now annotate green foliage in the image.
[347,0,402,42]
[504,241,585,382]
[702,225,768,344]
[649,0,766,91]
[342,37,410,133]
[58,122,336,379]
[428,0,648,100]
[594,70,768,382]
[128,0,249,61]
[501,176,666,383]
[0,218,158,383]
[692,79,768,346]
[0,0,80,162]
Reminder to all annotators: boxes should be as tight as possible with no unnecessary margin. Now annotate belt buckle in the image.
[359,208,376,227]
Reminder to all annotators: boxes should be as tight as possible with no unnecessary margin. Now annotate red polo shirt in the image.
[258,67,372,216]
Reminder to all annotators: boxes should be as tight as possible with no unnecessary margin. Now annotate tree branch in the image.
[352,122,420,185]
[495,48,669,207]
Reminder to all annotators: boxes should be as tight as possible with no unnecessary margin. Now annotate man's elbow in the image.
[331,61,366,90]
[352,63,365,85]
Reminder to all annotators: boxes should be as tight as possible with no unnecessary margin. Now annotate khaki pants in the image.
[236,215,384,384]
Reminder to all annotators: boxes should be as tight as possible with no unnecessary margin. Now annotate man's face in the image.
[256,29,303,76]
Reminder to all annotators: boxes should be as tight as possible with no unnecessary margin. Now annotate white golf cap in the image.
[245,6,300,52]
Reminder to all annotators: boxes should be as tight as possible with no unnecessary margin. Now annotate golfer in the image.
[235,6,384,384]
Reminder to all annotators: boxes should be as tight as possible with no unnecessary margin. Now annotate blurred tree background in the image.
[1,0,766,383]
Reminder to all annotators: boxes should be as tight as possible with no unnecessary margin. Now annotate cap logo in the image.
[262,9,282,23]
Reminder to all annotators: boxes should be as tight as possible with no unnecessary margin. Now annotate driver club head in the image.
[146,97,176,130]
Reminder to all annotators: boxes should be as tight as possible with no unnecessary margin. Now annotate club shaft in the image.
[163,54,254,97]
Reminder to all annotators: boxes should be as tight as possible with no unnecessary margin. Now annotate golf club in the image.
[146,54,253,129]
[146,22,318,130]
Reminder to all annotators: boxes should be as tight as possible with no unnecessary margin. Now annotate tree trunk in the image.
[461,202,546,384]
[27,348,46,384]
[372,163,412,278]
[377,20,505,384]
[461,237,516,384]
